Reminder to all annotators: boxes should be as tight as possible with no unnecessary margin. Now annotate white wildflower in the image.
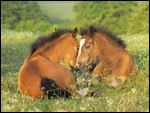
[79,88,89,96]
[34,107,42,112]
[80,106,86,111]
[56,101,60,105]
[131,88,136,93]
[57,109,66,112]
[106,97,114,106]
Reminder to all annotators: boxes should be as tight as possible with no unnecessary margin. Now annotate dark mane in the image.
[31,29,73,55]
[80,25,126,48]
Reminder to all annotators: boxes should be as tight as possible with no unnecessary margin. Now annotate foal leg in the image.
[91,62,104,85]
[108,55,131,87]
[70,85,81,99]
[67,84,81,98]
[107,71,126,87]
[131,59,136,77]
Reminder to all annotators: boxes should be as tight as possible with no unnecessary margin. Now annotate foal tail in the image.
[131,58,136,77]
[40,77,71,99]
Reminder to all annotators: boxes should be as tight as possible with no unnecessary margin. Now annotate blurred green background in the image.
[1,1,149,34]
[1,1,149,112]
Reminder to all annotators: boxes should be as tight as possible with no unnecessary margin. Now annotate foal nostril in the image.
[76,62,82,69]
[76,64,80,69]
[75,63,82,72]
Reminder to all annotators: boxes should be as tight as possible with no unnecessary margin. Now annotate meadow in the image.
[1,29,149,112]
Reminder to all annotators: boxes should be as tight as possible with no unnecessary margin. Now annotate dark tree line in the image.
[1,1,49,31]
[73,1,149,34]
[1,1,149,34]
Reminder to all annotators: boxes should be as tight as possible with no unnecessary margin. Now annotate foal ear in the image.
[73,27,78,33]
[89,26,96,36]
[54,27,57,31]
[72,27,78,38]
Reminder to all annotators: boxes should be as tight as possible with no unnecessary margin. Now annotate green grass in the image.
[1,30,149,112]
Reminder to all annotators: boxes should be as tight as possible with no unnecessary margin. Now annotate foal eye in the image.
[85,44,90,48]
[76,47,79,51]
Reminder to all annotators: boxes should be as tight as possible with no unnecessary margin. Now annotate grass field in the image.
[1,29,149,112]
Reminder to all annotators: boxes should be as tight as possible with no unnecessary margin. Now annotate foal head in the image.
[64,28,79,67]
[75,27,95,69]
[59,28,79,68]
[31,28,79,68]
[75,25,126,69]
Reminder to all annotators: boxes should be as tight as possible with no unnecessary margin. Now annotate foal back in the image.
[76,25,136,87]
[18,55,79,98]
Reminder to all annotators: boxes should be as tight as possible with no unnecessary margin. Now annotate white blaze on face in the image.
[78,38,86,57]
[76,39,85,65]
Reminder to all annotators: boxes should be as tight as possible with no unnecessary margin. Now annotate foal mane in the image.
[80,25,126,48]
[31,29,73,55]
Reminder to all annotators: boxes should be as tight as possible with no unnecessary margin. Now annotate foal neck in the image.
[93,33,121,59]
[32,34,72,63]
[96,33,122,50]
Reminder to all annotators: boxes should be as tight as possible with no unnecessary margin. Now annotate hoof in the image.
[108,79,120,87]
[79,88,89,97]
[91,79,99,86]
[90,91,102,97]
